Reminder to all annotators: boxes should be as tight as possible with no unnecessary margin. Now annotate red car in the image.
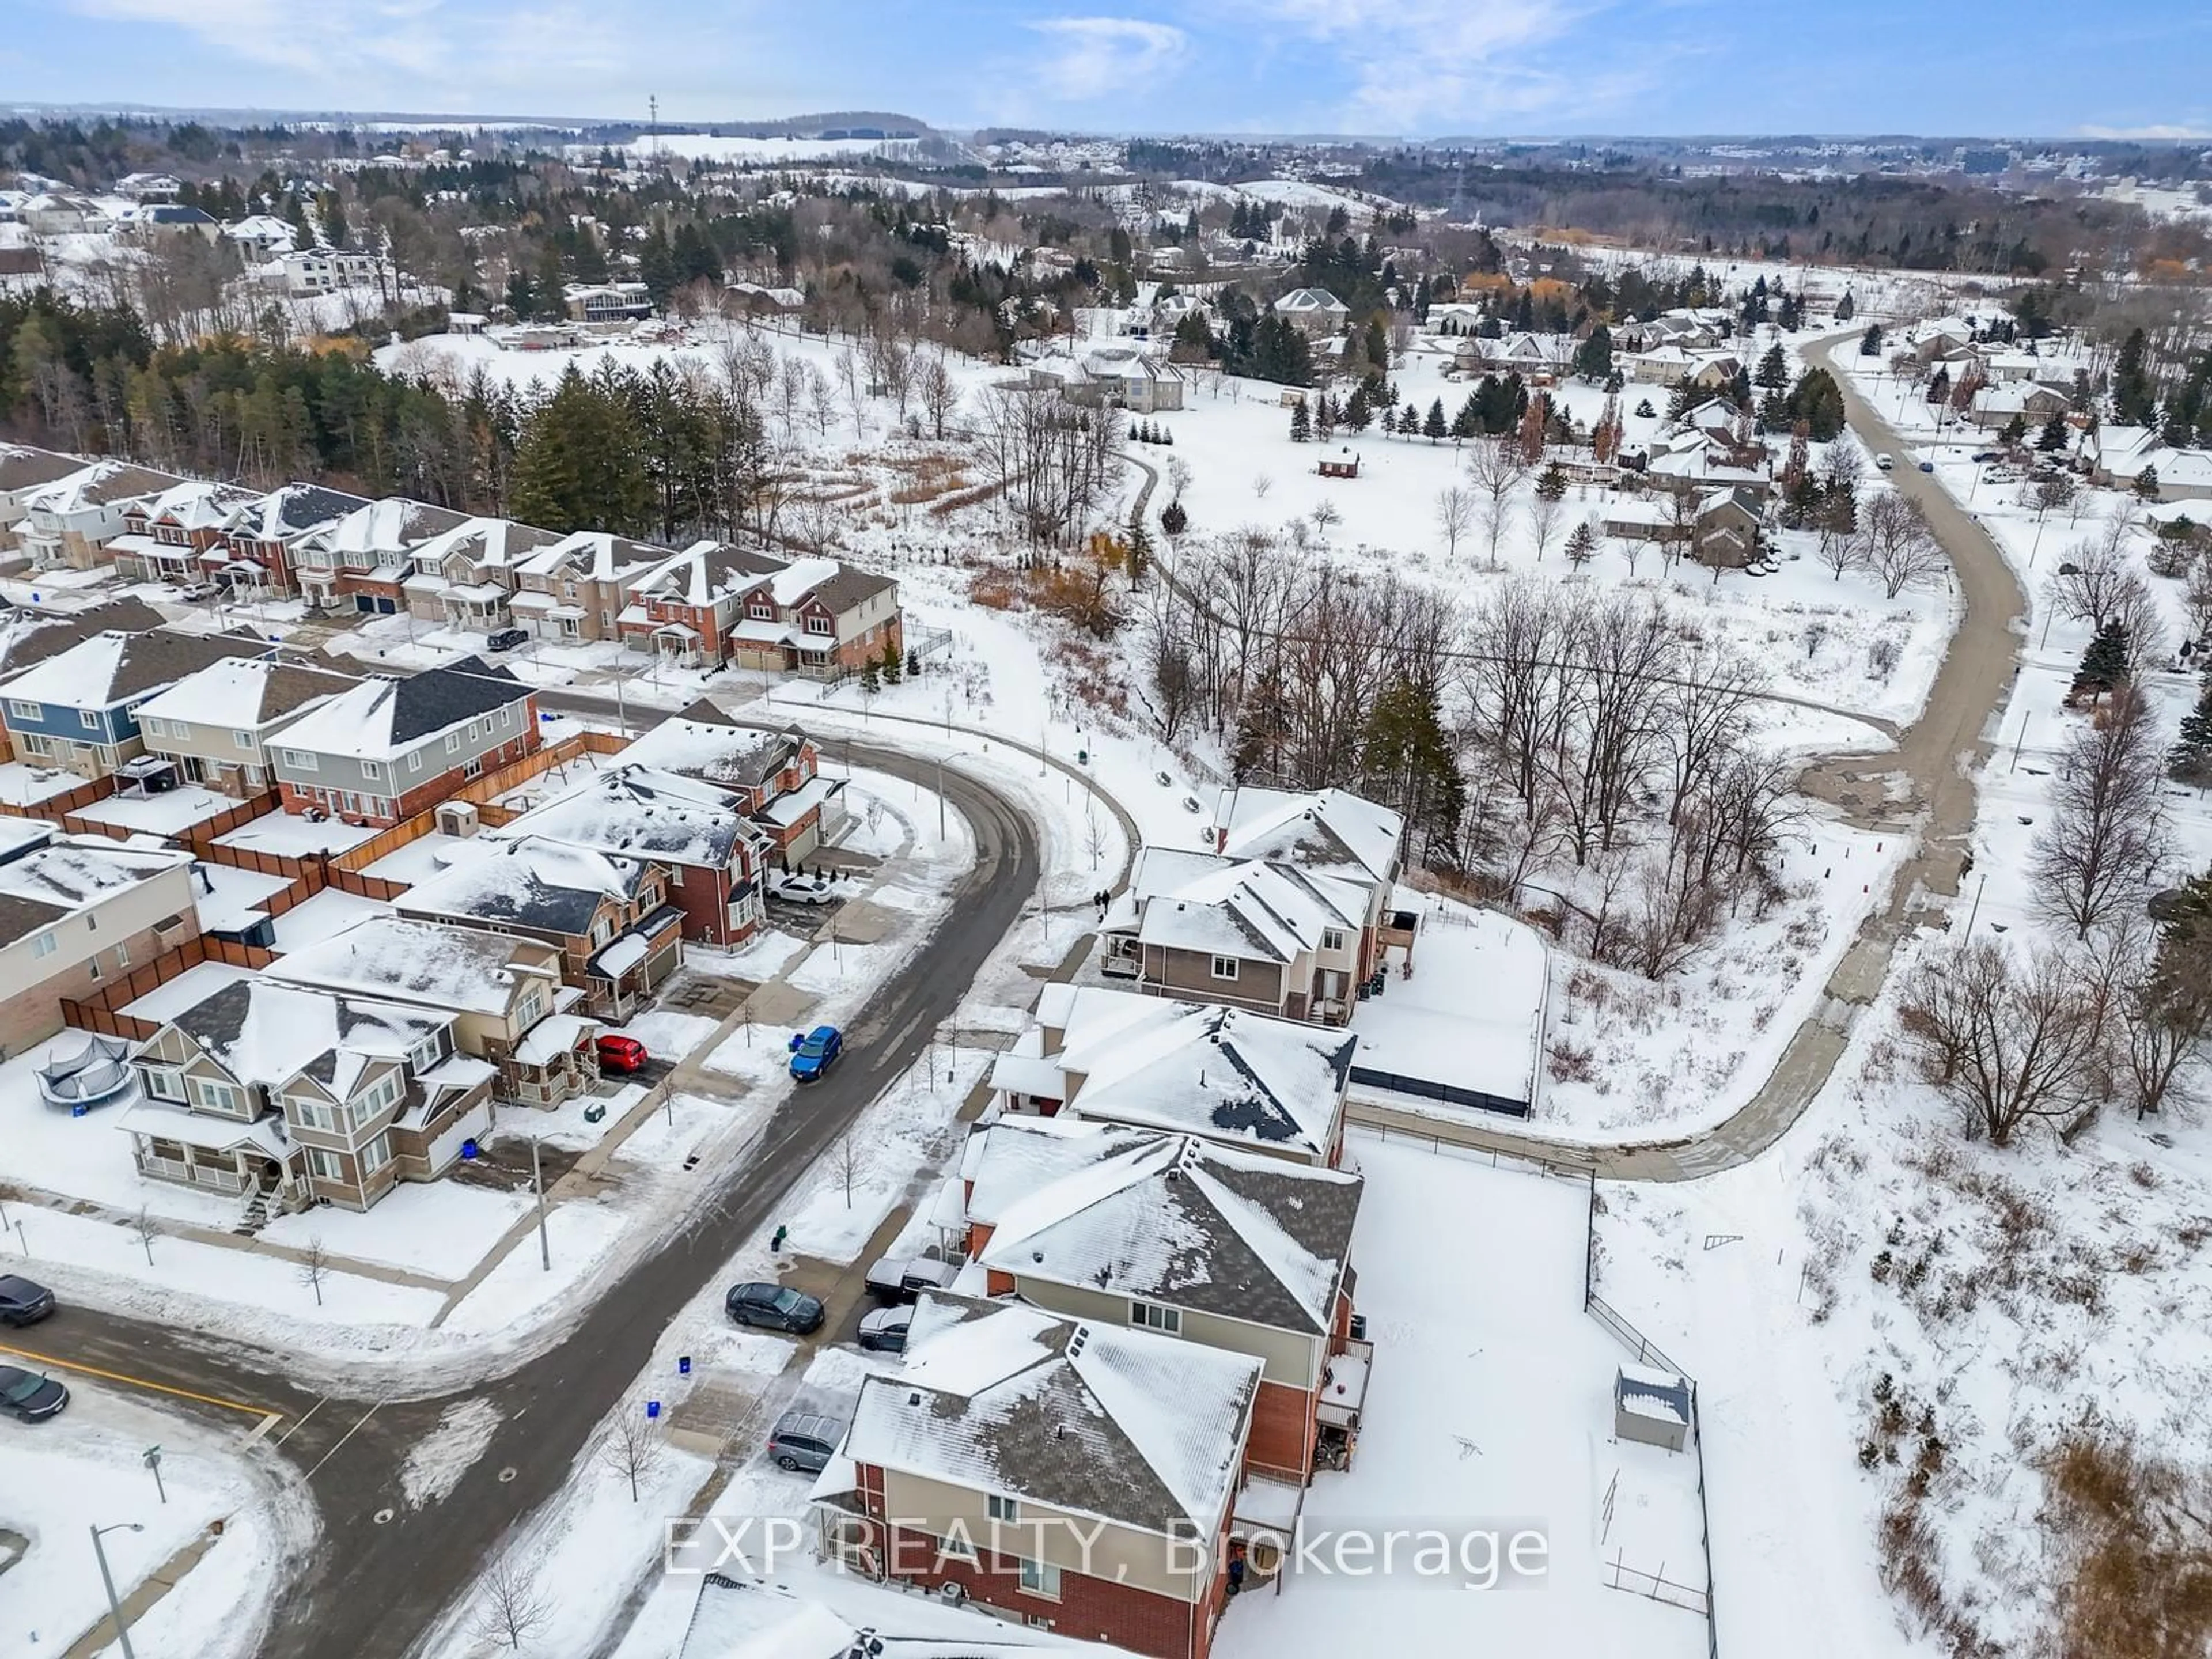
[596,1034,650,1074]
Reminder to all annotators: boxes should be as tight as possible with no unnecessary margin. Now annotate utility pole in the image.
[937,753,946,840]
[92,1524,144,1659]
[532,1135,550,1271]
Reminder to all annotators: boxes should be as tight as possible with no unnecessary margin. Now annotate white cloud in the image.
[1026,15,1189,103]
[2077,122,2212,141]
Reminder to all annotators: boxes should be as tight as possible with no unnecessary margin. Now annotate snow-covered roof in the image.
[999,983,1354,1162]
[0,835,191,950]
[959,1115,1156,1228]
[145,975,449,1091]
[978,1131,1361,1334]
[132,656,355,733]
[409,515,565,574]
[493,763,760,870]
[1122,844,1368,965]
[0,628,271,710]
[312,495,471,558]
[1273,286,1348,316]
[515,528,680,584]
[22,459,183,516]
[843,1292,1260,1537]
[616,718,808,793]
[272,657,531,760]
[393,834,649,935]
[262,915,554,1017]
[223,482,372,543]
[1218,785,1400,885]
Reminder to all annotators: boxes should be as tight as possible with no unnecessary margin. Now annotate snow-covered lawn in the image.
[213,811,378,858]
[0,1386,309,1659]
[0,760,84,808]
[73,784,238,836]
[267,887,391,951]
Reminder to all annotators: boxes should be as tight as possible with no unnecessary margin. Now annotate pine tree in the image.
[1343,381,1373,434]
[859,659,881,695]
[2070,621,2133,705]
[881,642,902,685]
[2038,411,2070,453]
[1573,324,1612,382]
[1361,675,1464,866]
[1289,399,1312,442]
[1125,519,1154,585]
[1835,291,1856,322]
[1450,393,1480,442]
[510,365,652,535]
[2000,413,2027,448]
[1563,521,1599,568]
[1422,399,1448,442]
[2137,466,2162,502]
[2169,678,2212,788]
[1858,322,1883,357]
[1536,461,1568,502]
[1755,343,1789,391]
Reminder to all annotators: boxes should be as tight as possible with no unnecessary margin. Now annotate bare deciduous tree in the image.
[1857,491,1944,597]
[1898,939,2109,1147]
[131,1205,159,1266]
[1434,485,1474,560]
[599,1405,667,1503]
[2032,687,2171,938]
[296,1235,331,1308]
[1526,487,1565,565]
[472,1556,554,1651]
[1465,436,1529,568]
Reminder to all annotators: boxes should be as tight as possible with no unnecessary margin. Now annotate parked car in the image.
[770,871,838,905]
[0,1277,54,1328]
[177,581,217,602]
[486,626,530,653]
[863,1253,959,1305]
[1918,460,1936,474]
[1972,450,2001,463]
[596,1034,649,1074]
[1875,455,1895,472]
[857,1305,914,1353]
[767,1408,844,1473]
[788,1025,843,1081]
[0,1365,67,1423]
[725,1281,826,1334]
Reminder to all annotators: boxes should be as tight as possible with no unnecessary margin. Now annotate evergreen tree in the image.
[1835,291,1856,322]
[2038,411,2070,452]
[1361,675,1464,866]
[1536,461,1568,502]
[1450,392,1480,442]
[2071,621,2133,704]
[2137,466,2162,501]
[1784,368,1847,441]
[1365,317,1390,373]
[859,659,881,696]
[1289,399,1312,442]
[1422,398,1448,442]
[509,366,652,535]
[1563,520,1599,567]
[2169,678,2212,789]
[881,641,902,684]
[1573,324,1612,382]
[1927,365,1952,405]
[1858,322,1883,357]
[1755,343,1789,390]
[1342,382,1373,434]
[1125,519,1154,585]
[2113,327,2156,426]
[2000,412,2028,448]
[1160,500,1188,536]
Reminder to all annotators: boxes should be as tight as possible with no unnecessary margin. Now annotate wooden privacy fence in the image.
[59,933,276,1040]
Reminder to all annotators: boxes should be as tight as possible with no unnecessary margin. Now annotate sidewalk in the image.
[62,1519,227,1659]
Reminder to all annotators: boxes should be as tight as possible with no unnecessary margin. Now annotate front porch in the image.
[119,1096,306,1214]
[440,581,513,631]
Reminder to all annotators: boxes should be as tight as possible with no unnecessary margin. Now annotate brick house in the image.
[616,711,839,865]
[132,656,358,797]
[267,656,540,827]
[816,1293,1262,1659]
[0,627,275,781]
[1099,787,1407,1026]
[122,976,496,1215]
[392,835,685,1021]
[105,479,262,585]
[262,914,602,1107]
[290,496,471,615]
[962,1122,1368,1483]
[0,823,198,1059]
[510,531,681,644]
[491,764,770,947]
[216,483,371,598]
[987,984,1354,1169]
[624,543,904,678]
[402,516,566,630]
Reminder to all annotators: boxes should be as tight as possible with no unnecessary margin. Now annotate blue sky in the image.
[5,1,2210,139]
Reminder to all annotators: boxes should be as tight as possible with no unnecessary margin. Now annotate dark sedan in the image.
[0,1275,55,1327]
[725,1281,826,1334]
[0,1365,68,1423]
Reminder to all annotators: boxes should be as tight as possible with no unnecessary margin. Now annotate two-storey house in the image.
[262,915,600,1106]
[391,835,684,1020]
[987,984,1354,1169]
[18,460,183,571]
[131,657,358,797]
[617,711,838,864]
[964,1124,1367,1483]
[122,976,495,1215]
[106,479,261,586]
[510,531,680,643]
[0,597,168,763]
[727,555,903,679]
[491,764,768,946]
[402,516,565,630]
[0,627,275,780]
[819,1293,1261,1659]
[0,823,198,1058]
[268,656,540,827]
[290,496,470,615]
[217,483,371,597]
[0,444,91,552]
[619,540,786,665]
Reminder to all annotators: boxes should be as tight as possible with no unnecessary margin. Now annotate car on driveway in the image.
[0,1365,67,1423]
[863,1253,959,1304]
[0,1276,54,1327]
[857,1306,914,1353]
[1875,455,1895,472]
[767,1408,844,1472]
[769,872,838,904]
[486,626,530,652]
[596,1033,650,1074]
[725,1281,825,1334]
[788,1025,843,1081]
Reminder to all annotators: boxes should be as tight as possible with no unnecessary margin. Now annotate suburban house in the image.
[224,215,297,259]
[264,248,380,296]
[0,628,274,781]
[262,915,601,1106]
[131,656,359,797]
[217,483,372,597]
[816,1292,1262,1659]
[962,1121,1368,1482]
[1271,287,1349,335]
[988,983,1355,1168]
[0,444,91,551]
[2086,425,2212,502]
[623,542,904,678]
[105,479,263,585]
[122,976,496,1216]
[1062,345,1187,414]
[510,530,680,643]
[617,711,839,863]
[562,281,653,321]
[268,656,540,827]
[1691,486,1766,567]
[21,192,102,235]
[1452,330,1575,378]
[290,495,471,614]
[403,516,565,630]
[0,597,169,760]
[119,203,219,242]
[0,823,198,1059]
[392,836,685,1021]
[1640,428,1772,497]
[1969,381,2070,431]
[1099,786,1404,1028]
[17,460,184,570]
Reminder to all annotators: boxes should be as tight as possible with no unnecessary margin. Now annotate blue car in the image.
[789,1025,843,1081]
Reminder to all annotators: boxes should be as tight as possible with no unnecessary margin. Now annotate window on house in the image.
[590,919,614,946]
[233,730,255,749]
[7,699,41,721]
[361,1134,392,1177]
[516,989,545,1028]
[1131,1301,1182,1335]
[1209,955,1240,982]
[141,716,165,738]
[1017,1558,1061,1599]
[115,940,127,968]
[307,1147,344,1182]
[408,751,423,771]
[748,600,774,619]
[445,733,460,754]
[286,749,317,771]
[18,734,51,758]
[80,709,100,729]
[289,1096,334,1132]
[410,1035,442,1071]
[805,615,834,635]
[84,912,96,933]
[194,1078,245,1115]
[31,930,57,959]
[987,1494,1020,1522]
[361,760,381,780]
[141,1065,185,1101]
[1321,929,1346,953]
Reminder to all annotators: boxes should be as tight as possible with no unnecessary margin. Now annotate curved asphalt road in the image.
[1355,331,2028,1179]
[10,732,1040,1659]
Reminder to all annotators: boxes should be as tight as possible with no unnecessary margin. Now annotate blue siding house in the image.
[1,628,274,781]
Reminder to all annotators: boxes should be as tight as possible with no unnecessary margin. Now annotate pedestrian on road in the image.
[771,1225,788,1253]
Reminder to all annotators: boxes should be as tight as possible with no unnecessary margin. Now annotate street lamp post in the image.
[91,1522,145,1659]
